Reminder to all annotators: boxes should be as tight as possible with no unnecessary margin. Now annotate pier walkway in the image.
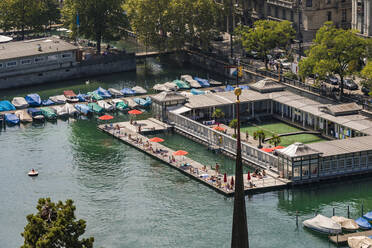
[98,120,289,196]
[329,230,372,245]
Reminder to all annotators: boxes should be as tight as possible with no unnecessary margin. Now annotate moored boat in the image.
[75,104,91,116]
[153,84,168,92]
[12,97,29,109]
[132,86,147,94]
[40,107,57,120]
[194,77,210,87]
[348,236,372,248]
[163,82,179,91]
[356,217,372,230]
[62,103,79,116]
[87,91,103,101]
[181,75,201,88]
[4,113,20,125]
[225,85,235,91]
[88,102,104,114]
[133,96,152,107]
[190,88,205,95]
[52,105,69,118]
[108,88,124,98]
[15,110,32,123]
[97,100,114,111]
[121,88,136,96]
[209,79,223,86]
[25,94,41,107]
[42,99,55,106]
[28,108,45,122]
[303,214,342,234]
[95,87,112,99]
[363,211,372,221]
[49,95,67,104]
[331,216,359,232]
[111,99,128,111]
[173,80,190,89]
[126,98,139,109]
[77,93,88,102]
[0,100,16,111]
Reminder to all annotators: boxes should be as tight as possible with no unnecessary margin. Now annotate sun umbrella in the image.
[128,109,142,115]
[173,150,188,156]
[230,176,234,187]
[223,173,227,183]
[98,114,114,120]
[149,137,164,143]
[273,146,285,150]
[261,148,273,153]
[213,126,225,131]
[247,172,251,181]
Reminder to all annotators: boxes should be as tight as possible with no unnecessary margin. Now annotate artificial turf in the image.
[240,120,326,147]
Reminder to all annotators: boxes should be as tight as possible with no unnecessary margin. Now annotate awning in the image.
[0,35,13,43]
[170,106,191,115]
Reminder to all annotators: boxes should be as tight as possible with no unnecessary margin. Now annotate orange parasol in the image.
[128,109,142,115]
[149,137,164,143]
[261,148,273,153]
[247,172,251,181]
[173,150,188,156]
[98,114,114,120]
[273,146,285,150]
[213,126,225,131]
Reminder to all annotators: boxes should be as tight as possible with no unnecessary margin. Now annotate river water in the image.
[1,58,371,248]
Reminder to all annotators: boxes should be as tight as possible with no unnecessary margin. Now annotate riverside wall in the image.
[0,53,136,89]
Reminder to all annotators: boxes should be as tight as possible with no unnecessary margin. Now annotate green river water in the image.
[1,57,372,248]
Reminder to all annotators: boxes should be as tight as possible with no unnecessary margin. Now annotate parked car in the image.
[344,79,359,90]
[326,76,339,85]
[362,85,371,95]
[212,34,224,42]
[276,58,291,70]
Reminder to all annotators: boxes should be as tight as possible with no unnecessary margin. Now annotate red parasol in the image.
[230,176,234,187]
[223,173,227,183]
[261,147,273,153]
[273,146,285,150]
[173,150,188,156]
[149,137,164,143]
[128,109,143,115]
[98,115,114,120]
[213,126,225,131]
[247,172,251,181]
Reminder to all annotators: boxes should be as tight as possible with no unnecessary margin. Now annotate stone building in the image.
[352,0,372,36]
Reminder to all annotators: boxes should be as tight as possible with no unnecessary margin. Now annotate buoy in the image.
[28,169,38,177]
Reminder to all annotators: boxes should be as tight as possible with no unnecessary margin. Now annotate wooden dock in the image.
[329,230,372,245]
[98,120,288,196]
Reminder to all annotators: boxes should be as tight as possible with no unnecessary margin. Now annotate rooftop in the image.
[277,142,322,158]
[249,78,286,93]
[320,102,361,116]
[0,37,77,60]
[151,91,187,103]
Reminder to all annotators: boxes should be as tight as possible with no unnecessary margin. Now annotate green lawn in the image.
[241,120,326,147]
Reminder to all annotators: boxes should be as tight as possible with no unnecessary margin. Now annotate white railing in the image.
[168,112,279,171]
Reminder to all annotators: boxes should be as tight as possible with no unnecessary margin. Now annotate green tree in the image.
[361,61,372,95]
[253,130,265,149]
[212,108,225,122]
[62,0,128,53]
[237,20,295,69]
[299,22,366,98]
[21,198,94,248]
[268,134,281,147]
[229,118,238,136]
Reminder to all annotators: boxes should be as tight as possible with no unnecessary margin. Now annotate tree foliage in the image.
[123,0,219,51]
[237,20,295,69]
[299,22,366,98]
[62,0,128,53]
[21,198,94,248]
[253,130,265,149]
[361,61,372,95]
[229,118,238,136]
[212,108,225,120]
[268,134,281,147]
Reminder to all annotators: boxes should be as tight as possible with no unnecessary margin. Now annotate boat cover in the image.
[97,100,114,111]
[225,85,235,92]
[42,99,55,106]
[40,107,57,119]
[348,236,372,248]
[5,113,20,125]
[75,104,91,115]
[15,110,32,122]
[49,95,67,104]
[173,80,190,89]
[53,106,69,116]
[12,97,29,109]
[194,77,210,87]
[25,94,41,106]
[62,103,79,116]
[0,100,16,111]
[28,108,42,117]
[303,214,342,234]
[88,103,104,114]
[240,85,249,90]
[331,216,359,231]
[108,88,124,97]
[132,86,148,94]
[77,93,88,102]
[209,79,223,86]
[126,98,139,108]
[213,87,225,92]
[163,82,179,91]
[121,88,136,96]
[153,84,168,92]
[191,88,205,95]
[356,217,372,229]
[364,212,372,221]
[87,91,103,101]
[63,90,77,98]
[95,87,112,98]
[133,96,152,107]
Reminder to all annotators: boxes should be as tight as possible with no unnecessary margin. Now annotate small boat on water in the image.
[211,87,224,93]
[190,88,205,95]
[133,96,152,107]
[49,95,67,104]
[348,236,372,248]
[163,82,179,91]
[75,104,91,116]
[126,98,139,109]
[15,110,32,123]
[28,108,45,122]
[108,88,124,98]
[97,100,114,111]
[12,97,29,109]
[25,94,42,107]
[42,99,55,106]
[87,91,103,101]
[63,90,79,103]
[132,86,147,94]
[331,216,359,232]
[181,75,201,88]
[40,107,57,120]
[363,212,372,221]
[180,91,193,97]
[62,103,79,116]
[52,105,69,118]
[153,84,168,92]
[28,169,38,177]
[111,99,128,111]
[225,85,235,91]
[173,80,190,89]
[5,113,20,125]
[121,88,136,96]
[194,77,210,87]
[88,102,104,114]
[95,87,112,99]
[209,79,223,86]
[77,93,88,102]
[355,217,372,230]
[0,100,16,111]
[303,214,342,234]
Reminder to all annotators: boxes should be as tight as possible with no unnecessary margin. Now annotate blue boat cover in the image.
[5,113,20,125]
[77,93,88,102]
[240,85,249,90]
[356,217,372,229]
[28,108,42,117]
[95,87,112,98]
[0,100,16,111]
[25,94,41,106]
[363,211,372,221]
[42,99,55,106]
[75,104,90,115]
[225,85,234,91]
[190,88,205,95]
[194,77,210,87]
[121,88,136,96]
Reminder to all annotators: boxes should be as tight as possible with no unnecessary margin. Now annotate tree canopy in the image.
[237,20,295,69]
[361,61,372,95]
[21,198,94,248]
[299,22,367,98]
[62,0,128,53]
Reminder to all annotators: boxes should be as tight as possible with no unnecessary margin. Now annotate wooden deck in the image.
[98,120,289,196]
[329,230,372,245]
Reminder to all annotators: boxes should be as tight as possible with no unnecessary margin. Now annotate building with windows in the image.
[352,0,372,36]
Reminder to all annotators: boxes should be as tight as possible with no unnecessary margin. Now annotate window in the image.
[21,59,31,65]
[0,63,3,69]
[327,11,332,21]
[48,54,59,61]
[282,9,286,19]
[306,0,312,7]
[267,6,271,16]
[275,7,279,18]
[62,53,72,59]
[34,57,44,63]
[342,9,347,22]
[6,61,17,68]
[291,11,294,21]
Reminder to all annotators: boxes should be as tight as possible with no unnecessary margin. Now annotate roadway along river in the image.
[0,57,371,248]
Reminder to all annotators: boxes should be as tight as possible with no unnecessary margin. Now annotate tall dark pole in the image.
[297,0,303,57]
[231,62,249,248]
[229,0,233,59]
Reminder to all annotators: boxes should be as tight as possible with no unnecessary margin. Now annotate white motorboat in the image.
[15,110,32,123]
[209,79,223,86]
[28,169,38,177]
[331,216,359,232]
[49,95,67,104]
[132,86,147,94]
[180,75,202,88]
[163,82,179,91]
[12,97,29,109]
[52,106,69,117]
[303,214,342,234]
[97,100,114,111]
[348,236,372,248]
[126,98,139,109]
[108,88,124,97]
[153,84,168,92]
